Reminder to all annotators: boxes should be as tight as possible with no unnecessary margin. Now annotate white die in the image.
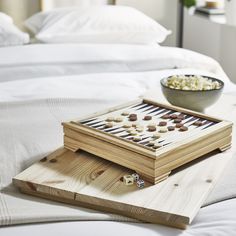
[123,175,134,185]
[136,179,145,188]
[131,173,139,182]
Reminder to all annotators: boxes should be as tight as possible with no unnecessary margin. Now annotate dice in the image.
[131,173,139,182]
[123,175,134,185]
[136,179,145,188]
[123,173,144,189]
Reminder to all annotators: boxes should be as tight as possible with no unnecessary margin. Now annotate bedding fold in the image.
[0,44,228,82]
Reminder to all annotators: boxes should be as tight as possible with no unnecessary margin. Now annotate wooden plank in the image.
[13,147,233,229]
[18,188,187,229]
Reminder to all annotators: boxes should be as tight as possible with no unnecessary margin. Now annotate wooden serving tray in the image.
[63,99,232,184]
[13,147,233,229]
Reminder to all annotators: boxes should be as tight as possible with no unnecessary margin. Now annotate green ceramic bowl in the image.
[160,75,224,112]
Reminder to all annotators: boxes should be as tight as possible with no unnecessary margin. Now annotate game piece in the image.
[123,175,134,185]
[143,115,152,120]
[161,114,170,119]
[176,123,183,128]
[158,121,167,126]
[136,126,144,132]
[132,173,140,182]
[132,122,139,128]
[193,121,203,126]
[129,116,137,121]
[147,122,156,127]
[133,136,142,142]
[127,127,135,133]
[129,114,137,118]
[167,126,175,131]
[104,122,113,128]
[173,119,182,123]
[148,140,155,146]
[159,127,168,133]
[148,126,156,132]
[106,116,114,122]
[114,117,123,122]
[153,142,162,149]
[153,132,161,139]
[179,126,188,132]
[177,114,185,119]
[136,179,145,188]
[123,122,132,128]
[121,111,129,116]
[170,114,178,119]
[130,130,138,136]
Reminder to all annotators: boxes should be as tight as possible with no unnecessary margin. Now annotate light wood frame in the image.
[63,99,233,184]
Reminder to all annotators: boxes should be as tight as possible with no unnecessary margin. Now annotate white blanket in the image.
[0,44,236,231]
[0,44,232,83]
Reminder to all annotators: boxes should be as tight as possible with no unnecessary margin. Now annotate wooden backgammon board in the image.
[13,98,234,228]
[63,98,233,184]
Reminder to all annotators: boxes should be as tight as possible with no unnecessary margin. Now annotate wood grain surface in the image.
[13,146,233,229]
[63,99,232,183]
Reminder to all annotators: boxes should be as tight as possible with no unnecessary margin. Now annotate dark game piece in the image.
[173,119,182,123]
[175,123,183,128]
[143,115,152,120]
[179,126,188,132]
[158,121,167,126]
[161,114,170,119]
[167,126,175,131]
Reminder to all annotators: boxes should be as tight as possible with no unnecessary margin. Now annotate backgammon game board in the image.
[13,98,234,228]
[63,99,232,184]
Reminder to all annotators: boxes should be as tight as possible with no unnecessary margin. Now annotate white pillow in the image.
[0,12,13,23]
[0,12,29,47]
[24,6,171,44]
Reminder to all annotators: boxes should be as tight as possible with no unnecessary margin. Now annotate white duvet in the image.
[0,43,236,235]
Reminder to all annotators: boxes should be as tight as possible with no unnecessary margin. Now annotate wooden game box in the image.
[62,98,232,184]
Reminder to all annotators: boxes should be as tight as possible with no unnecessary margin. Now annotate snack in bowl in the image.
[165,75,221,91]
[160,75,224,112]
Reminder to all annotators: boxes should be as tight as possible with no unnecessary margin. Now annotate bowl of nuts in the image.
[160,75,224,112]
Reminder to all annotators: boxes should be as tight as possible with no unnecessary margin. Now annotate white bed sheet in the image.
[0,43,235,102]
[0,68,235,102]
[0,43,236,235]
[1,199,236,236]
[0,43,231,84]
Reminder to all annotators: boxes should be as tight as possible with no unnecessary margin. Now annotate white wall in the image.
[183,11,236,83]
[0,0,40,30]
[183,12,222,60]
[116,0,178,46]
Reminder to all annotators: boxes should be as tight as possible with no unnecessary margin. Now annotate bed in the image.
[1,1,236,236]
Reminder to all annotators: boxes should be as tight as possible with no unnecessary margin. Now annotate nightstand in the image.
[183,9,236,84]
